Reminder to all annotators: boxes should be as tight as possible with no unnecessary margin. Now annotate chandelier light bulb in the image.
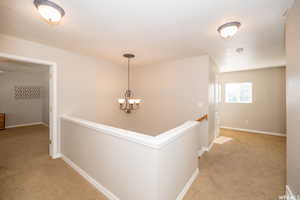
[134,99,141,104]
[128,99,135,104]
[118,99,125,104]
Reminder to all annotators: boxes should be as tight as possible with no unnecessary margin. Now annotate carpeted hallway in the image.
[184,128,286,200]
[0,126,286,200]
[0,125,107,200]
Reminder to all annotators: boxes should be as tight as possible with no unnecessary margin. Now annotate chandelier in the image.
[118,53,141,113]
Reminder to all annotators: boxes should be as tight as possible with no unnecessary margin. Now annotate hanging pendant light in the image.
[118,54,141,113]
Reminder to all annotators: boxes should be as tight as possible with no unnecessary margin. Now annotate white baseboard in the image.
[176,168,199,200]
[198,149,206,157]
[286,185,297,200]
[52,153,62,159]
[60,154,120,200]
[6,122,44,129]
[41,122,49,127]
[206,140,215,151]
[221,126,286,137]
[198,138,216,157]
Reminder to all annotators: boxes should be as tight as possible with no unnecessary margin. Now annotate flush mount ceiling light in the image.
[218,22,241,38]
[118,54,141,114]
[236,47,244,54]
[34,0,65,23]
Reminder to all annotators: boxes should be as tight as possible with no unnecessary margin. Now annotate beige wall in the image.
[0,34,128,154]
[286,0,300,195]
[61,119,158,200]
[220,67,286,134]
[42,72,50,125]
[208,58,219,143]
[116,55,218,148]
[157,124,199,199]
[0,34,127,127]
[0,71,48,127]
[61,117,199,200]
[125,56,210,136]
[0,34,217,151]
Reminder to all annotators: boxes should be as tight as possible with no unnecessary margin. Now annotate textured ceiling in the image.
[0,0,295,71]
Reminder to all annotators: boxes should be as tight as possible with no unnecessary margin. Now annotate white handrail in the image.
[61,115,199,149]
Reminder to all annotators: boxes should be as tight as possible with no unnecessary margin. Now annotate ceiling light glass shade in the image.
[34,0,65,23]
[218,22,241,38]
[38,5,61,22]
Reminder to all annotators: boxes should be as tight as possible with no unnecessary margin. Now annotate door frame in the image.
[0,52,59,159]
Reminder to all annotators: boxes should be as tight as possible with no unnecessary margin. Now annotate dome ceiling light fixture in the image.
[34,0,65,24]
[118,54,141,114]
[236,47,244,54]
[217,21,241,38]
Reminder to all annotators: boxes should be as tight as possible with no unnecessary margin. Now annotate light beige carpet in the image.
[0,126,286,200]
[184,128,286,200]
[0,125,107,200]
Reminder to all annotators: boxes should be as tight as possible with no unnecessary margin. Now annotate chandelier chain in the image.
[128,57,130,90]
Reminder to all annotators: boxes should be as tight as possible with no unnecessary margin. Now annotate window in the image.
[225,82,252,103]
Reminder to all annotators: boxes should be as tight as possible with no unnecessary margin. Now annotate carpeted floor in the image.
[184,128,286,200]
[0,126,286,200]
[0,125,107,200]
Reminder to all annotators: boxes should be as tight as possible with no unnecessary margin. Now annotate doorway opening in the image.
[0,52,58,158]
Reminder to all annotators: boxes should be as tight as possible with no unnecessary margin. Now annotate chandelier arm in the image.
[123,101,128,110]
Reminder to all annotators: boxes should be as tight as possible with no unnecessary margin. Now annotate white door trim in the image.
[0,52,59,159]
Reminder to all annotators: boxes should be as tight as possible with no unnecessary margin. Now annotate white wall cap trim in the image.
[61,115,198,149]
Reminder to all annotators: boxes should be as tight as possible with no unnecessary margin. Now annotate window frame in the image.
[224,82,253,104]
